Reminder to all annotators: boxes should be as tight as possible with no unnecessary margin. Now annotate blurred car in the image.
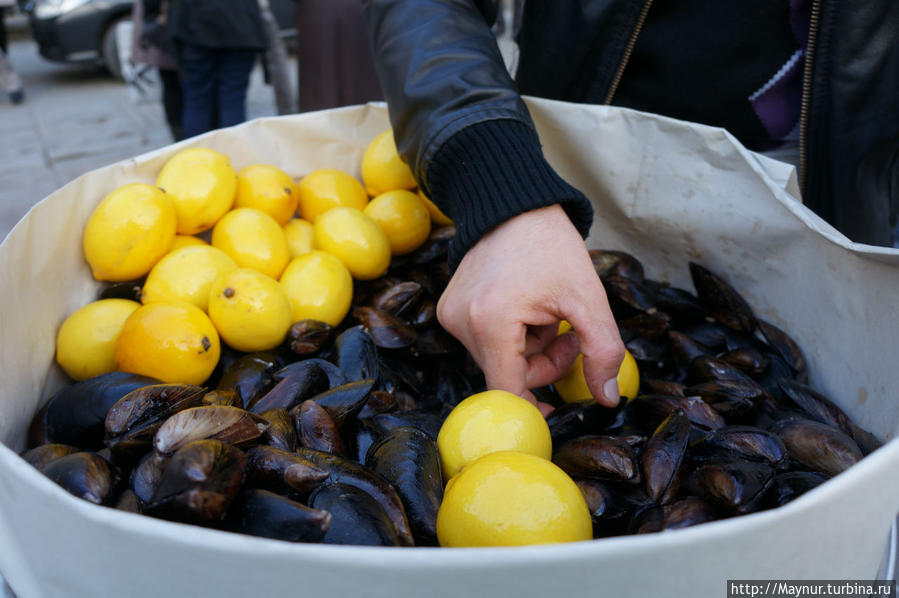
[23,0,296,79]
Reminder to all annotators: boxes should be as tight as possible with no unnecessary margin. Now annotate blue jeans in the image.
[178,44,258,138]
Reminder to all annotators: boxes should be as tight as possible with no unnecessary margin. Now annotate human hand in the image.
[436,204,625,413]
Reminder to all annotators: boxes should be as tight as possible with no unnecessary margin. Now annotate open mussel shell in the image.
[770,418,863,476]
[216,351,282,409]
[296,447,414,546]
[365,426,443,546]
[249,359,330,414]
[553,435,640,484]
[40,451,114,505]
[20,443,79,470]
[296,400,346,456]
[224,489,332,543]
[148,439,247,523]
[642,410,690,503]
[690,425,788,469]
[153,406,270,456]
[686,460,774,513]
[244,445,328,496]
[688,262,756,333]
[39,372,159,449]
[309,482,401,546]
[286,319,334,356]
[105,384,206,461]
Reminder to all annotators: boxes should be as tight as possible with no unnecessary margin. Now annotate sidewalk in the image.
[0,32,291,242]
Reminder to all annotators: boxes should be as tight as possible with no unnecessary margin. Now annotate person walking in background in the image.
[294,0,382,112]
[132,0,183,140]
[146,0,268,138]
[0,0,24,105]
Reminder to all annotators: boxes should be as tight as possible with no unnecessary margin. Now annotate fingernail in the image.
[602,378,620,406]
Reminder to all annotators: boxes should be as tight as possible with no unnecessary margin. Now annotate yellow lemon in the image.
[234,164,299,225]
[554,321,640,402]
[361,130,417,196]
[82,183,176,281]
[141,245,237,311]
[170,235,208,250]
[211,207,291,280]
[280,251,353,326]
[313,206,391,280]
[418,190,453,226]
[114,301,220,385]
[295,169,368,223]
[283,218,315,258]
[436,390,552,480]
[56,299,141,381]
[208,268,294,352]
[364,189,431,255]
[437,451,592,547]
[156,147,237,234]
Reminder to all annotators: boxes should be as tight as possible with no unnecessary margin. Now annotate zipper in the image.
[604,0,654,105]
[798,0,821,193]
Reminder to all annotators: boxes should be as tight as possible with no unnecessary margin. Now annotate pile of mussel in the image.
[22,232,882,544]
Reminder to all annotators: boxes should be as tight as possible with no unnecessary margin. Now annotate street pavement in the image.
[0,26,292,243]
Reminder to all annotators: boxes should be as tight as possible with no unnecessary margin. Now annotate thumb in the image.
[564,302,626,407]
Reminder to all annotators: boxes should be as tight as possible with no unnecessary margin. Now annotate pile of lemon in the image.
[56,130,452,386]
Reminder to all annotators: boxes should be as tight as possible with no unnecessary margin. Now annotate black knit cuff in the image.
[426,119,594,269]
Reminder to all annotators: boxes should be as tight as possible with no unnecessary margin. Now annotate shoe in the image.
[10,89,24,105]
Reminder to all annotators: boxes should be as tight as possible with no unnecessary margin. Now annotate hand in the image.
[437,204,625,413]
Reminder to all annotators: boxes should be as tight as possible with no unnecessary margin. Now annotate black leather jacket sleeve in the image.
[362,0,594,267]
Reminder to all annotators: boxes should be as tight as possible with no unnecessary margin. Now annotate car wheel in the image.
[101,15,131,81]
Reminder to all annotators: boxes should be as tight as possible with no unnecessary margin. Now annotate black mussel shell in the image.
[642,410,690,503]
[334,326,380,382]
[148,439,247,522]
[686,460,774,512]
[249,359,330,414]
[20,443,79,470]
[41,452,114,504]
[153,406,269,456]
[304,378,375,428]
[365,427,443,546]
[296,448,414,546]
[258,408,298,452]
[369,410,444,440]
[589,249,644,282]
[688,262,756,332]
[756,319,808,380]
[216,351,282,409]
[764,471,829,508]
[296,400,346,456]
[308,482,401,546]
[690,425,788,469]
[224,489,331,542]
[770,418,863,476]
[286,320,334,356]
[546,400,624,445]
[553,436,640,483]
[131,452,170,506]
[371,281,423,318]
[244,445,328,496]
[42,372,159,449]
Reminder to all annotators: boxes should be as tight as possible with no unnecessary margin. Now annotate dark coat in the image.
[363,0,899,257]
[146,0,268,51]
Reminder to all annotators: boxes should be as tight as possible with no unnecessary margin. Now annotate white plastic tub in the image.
[1,99,898,598]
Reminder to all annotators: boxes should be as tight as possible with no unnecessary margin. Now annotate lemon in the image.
[234,164,299,225]
[82,183,176,281]
[208,268,294,352]
[170,235,208,250]
[211,207,291,280]
[114,301,220,385]
[56,299,141,381]
[295,169,368,223]
[313,206,391,280]
[283,218,315,258]
[364,190,431,255]
[418,190,453,226]
[156,147,237,234]
[437,451,592,547]
[141,245,237,311]
[554,322,640,402]
[361,130,417,196]
[280,251,353,326]
[436,390,552,480]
